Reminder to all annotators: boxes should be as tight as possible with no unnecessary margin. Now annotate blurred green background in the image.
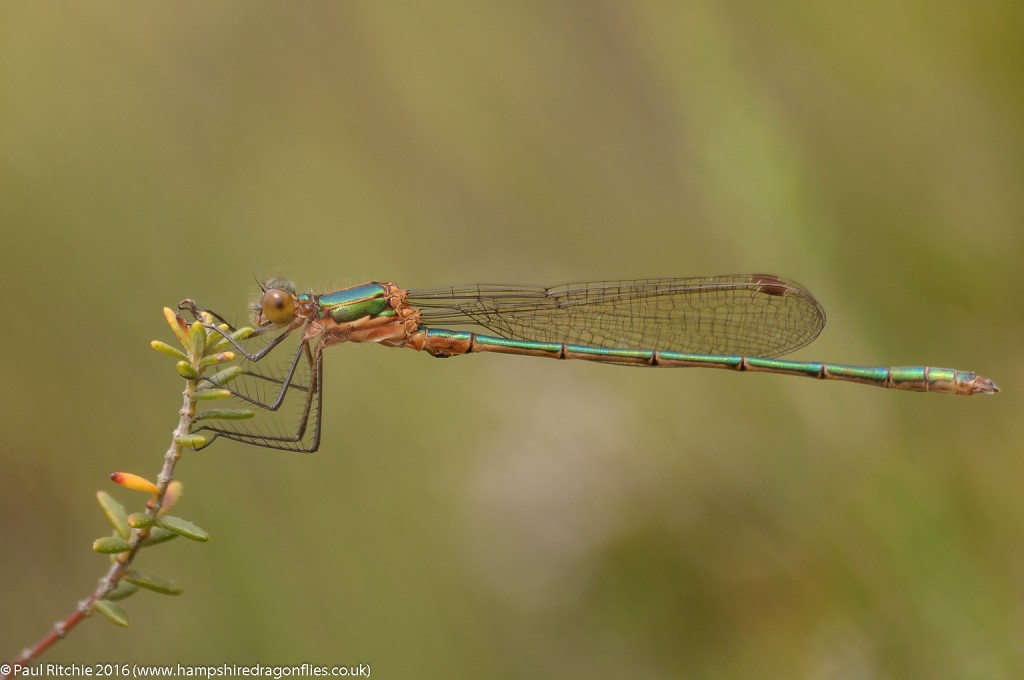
[1,2,1020,677]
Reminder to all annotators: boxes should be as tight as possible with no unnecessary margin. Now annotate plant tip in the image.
[110,472,160,495]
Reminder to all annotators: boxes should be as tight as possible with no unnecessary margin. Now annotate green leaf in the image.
[189,321,206,358]
[156,515,210,542]
[150,340,189,361]
[206,365,242,386]
[229,327,254,343]
[198,352,235,368]
[176,361,199,379]
[123,569,183,596]
[105,581,139,601]
[205,322,227,346]
[126,512,154,528]
[175,434,208,449]
[140,528,178,547]
[195,408,255,421]
[96,491,130,539]
[192,388,232,401]
[93,536,131,554]
[211,326,254,351]
[94,599,129,627]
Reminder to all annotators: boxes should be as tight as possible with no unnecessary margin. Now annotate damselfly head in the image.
[253,278,299,327]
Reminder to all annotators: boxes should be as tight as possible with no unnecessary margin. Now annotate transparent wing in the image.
[408,274,826,357]
[194,324,322,453]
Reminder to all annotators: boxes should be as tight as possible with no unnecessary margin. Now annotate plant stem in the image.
[4,376,199,675]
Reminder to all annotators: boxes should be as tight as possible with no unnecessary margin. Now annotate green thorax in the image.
[315,283,393,323]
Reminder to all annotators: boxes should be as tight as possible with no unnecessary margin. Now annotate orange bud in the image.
[163,307,190,346]
[110,472,160,495]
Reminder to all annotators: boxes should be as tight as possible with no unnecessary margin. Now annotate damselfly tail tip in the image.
[972,375,999,395]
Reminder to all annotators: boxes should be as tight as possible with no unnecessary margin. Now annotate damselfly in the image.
[181,274,998,452]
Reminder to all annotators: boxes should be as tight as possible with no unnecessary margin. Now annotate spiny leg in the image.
[180,300,311,411]
[203,335,313,412]
[195,343,323,453]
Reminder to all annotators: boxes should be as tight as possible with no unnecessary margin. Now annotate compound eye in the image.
[263,277,296,295]
[261,288,296,324]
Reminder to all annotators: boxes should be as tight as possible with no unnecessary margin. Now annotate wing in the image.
[407,274,825,357]
[194,323,322,453]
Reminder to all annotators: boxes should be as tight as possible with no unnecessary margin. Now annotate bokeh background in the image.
[1,2,1021,678]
